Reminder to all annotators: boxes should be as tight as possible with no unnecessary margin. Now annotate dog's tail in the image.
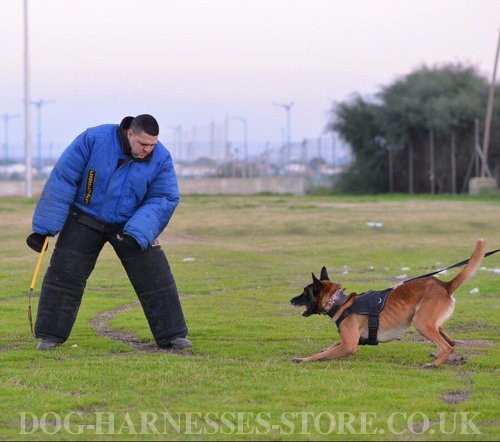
[447,239,486,295]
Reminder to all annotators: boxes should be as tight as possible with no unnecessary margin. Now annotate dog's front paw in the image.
[292,357,304,364]
[423,362,438,369]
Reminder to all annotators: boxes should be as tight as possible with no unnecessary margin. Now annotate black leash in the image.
[403,248,500,284]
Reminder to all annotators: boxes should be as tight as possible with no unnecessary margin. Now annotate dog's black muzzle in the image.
[290,291,318,317]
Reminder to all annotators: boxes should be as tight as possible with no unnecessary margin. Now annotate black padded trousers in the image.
[34,210,188,347]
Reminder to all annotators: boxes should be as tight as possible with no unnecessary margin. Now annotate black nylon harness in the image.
[326,288,393,345]
[325,247,500,346]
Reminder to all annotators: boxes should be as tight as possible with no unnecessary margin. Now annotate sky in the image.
[1,0,500,160]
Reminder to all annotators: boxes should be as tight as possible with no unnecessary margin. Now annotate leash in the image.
[28,237,49,338]
[403,248,500,284]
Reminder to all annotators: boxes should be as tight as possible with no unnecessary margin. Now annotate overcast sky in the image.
[1,0,499,158]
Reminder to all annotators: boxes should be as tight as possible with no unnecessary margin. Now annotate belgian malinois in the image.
[290,239,486,367]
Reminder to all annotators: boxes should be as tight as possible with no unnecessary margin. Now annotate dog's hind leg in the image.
[414,323,453,367]
[430,328,456,359]
[439,327,455,347]
[413,292,456,367]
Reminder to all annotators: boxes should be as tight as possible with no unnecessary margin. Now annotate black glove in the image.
[26,232,49,253]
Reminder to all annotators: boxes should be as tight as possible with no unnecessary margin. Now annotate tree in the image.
[329,95,388,193]
[328,64,499,193]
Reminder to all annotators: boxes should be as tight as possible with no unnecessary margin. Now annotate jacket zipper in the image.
[98,158,134,216]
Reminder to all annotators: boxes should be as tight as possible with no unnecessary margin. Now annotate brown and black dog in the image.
[290,239,486,367]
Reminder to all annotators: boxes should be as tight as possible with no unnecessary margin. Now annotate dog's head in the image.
[290,266,344,316]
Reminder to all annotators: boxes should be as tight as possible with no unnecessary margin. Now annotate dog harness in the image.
[326,288,393,345]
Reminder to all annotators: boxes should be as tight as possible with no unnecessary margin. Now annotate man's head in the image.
[127,114,159,159]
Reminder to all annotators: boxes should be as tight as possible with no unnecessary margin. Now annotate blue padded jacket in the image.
[32,123,179,249]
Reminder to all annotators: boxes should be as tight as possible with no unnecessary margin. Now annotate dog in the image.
[290,239,485,367]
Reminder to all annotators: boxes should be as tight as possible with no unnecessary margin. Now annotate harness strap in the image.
[336,306,380,346]
[365,314,379,345]
[360,300,380,345]
[335,289,393,346]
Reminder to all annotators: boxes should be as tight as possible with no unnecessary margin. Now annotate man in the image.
[27,114,191,351]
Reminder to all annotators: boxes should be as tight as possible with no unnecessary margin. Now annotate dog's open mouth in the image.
[302,306,314,317]
[290,292,317,317]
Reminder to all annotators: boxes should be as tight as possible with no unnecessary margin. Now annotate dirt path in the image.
[90,302,186,354]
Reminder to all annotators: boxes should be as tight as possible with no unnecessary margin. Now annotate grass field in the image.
[0,194,499,440]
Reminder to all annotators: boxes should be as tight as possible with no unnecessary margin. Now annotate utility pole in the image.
[209,121,215,159]
[2,113,20,164]
[224,116,230,176]
[189,125,197,160]
[31,99,55,169]
[408,141,414,194]
[450,132,456,195]
[331,132,337,170]
[23,0,32,197]
[474,119,481,177]
[429,128,435,194]
[481,29,500,178]
[388,145,394,193]
[232,117,248,177]
[273,102,294,164]
[168,125,182,160]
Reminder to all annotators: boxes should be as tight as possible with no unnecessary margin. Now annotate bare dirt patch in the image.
[444,353,467,365]
[401,331,494,348]
[442,390,470,404]
[454,339,495,348]
[399,332,496,365]
[90,302,189,355]
[442,370,472,404]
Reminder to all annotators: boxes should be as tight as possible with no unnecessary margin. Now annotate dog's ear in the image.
[320,266,329,281]
[312,273,323,292]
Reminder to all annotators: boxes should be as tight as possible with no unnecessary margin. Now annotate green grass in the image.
[0,194,499,440]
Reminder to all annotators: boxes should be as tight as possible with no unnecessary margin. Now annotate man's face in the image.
[127,129,158,159]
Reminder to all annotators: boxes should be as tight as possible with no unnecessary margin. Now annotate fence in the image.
[163,120,351,181]
[0,120,352,194]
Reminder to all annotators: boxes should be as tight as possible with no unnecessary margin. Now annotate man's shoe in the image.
[165,337,192,350]
[37,340,59,351]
